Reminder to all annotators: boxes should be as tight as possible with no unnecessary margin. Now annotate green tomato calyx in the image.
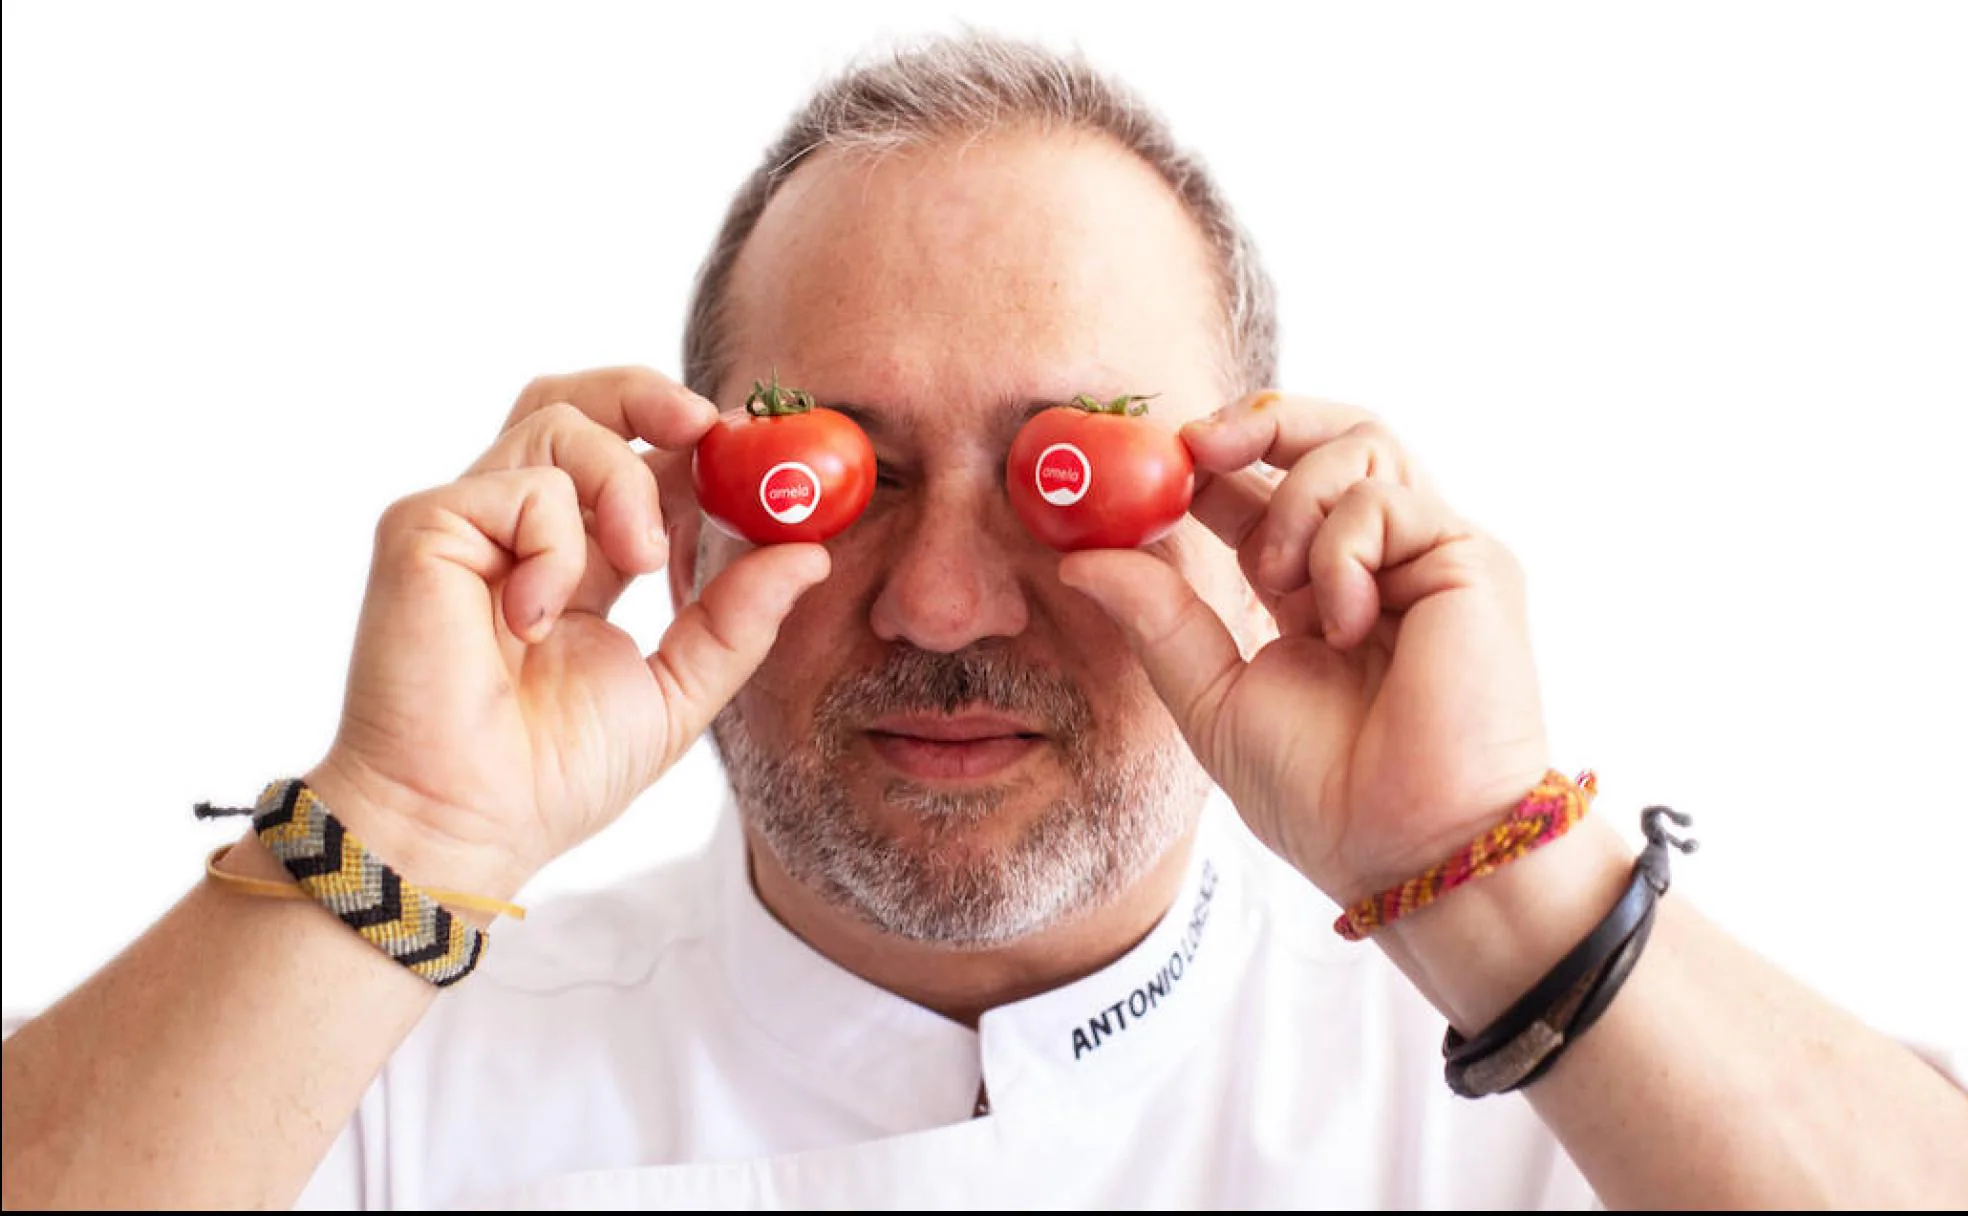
[1067,392,1157,417]
[746,371,818,417]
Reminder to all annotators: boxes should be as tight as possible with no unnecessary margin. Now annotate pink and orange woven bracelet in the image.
[1334,768,1598,941]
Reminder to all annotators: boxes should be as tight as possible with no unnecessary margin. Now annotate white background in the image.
[4,3,1964,1049]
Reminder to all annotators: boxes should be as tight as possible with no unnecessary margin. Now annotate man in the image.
[4,32,1965,1209]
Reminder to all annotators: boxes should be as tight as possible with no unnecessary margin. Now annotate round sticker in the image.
[1034,442,1092,506]
[758,461,823,524]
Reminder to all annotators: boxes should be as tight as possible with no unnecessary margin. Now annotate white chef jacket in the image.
[295,794,1606,1210]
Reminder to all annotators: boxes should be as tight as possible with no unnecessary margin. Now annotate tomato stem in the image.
[1067,392,1158,417]
[746,369,818,417]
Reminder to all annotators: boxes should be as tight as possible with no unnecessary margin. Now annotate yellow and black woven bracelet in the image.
[197,779,492,987]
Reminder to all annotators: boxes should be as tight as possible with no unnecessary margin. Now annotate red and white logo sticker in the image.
[759,461,822,524]
[1035,442,1092,506]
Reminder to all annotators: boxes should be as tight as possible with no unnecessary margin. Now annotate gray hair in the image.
[682,31,1278,400]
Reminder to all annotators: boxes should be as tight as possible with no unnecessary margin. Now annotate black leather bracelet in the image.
[1510,894,1660,1092]
[1442,806,1696,1098]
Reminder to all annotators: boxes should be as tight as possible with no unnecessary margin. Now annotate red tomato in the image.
[1006,394,1195,551]
[693,378,875,544]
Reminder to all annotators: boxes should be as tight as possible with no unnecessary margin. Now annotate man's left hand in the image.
[1059,391,1553,906]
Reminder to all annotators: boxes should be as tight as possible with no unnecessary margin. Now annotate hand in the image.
[1058,392,1551,904]
[309,368,830,898]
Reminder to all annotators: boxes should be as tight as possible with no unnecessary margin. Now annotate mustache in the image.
[810,644,1093,746]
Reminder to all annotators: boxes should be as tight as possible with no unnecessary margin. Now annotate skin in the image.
[4,127,1966,1208]
[684,131,1262,1018]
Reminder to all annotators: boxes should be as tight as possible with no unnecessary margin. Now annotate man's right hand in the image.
[303,367,830,900]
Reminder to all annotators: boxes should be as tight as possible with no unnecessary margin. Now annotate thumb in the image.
[1057,549,1244,746]
[646,542,831,762]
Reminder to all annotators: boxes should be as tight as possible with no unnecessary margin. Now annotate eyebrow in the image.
[827,397,1062,448]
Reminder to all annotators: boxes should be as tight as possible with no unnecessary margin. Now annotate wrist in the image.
[1374,815,1635,1032]
[302,757,532,904]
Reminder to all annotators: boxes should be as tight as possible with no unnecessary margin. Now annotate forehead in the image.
[719,129,1229,435]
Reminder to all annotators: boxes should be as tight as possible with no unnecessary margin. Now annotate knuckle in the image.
[1300,450,1368,500]
[374,489,458,567]
[509,375,562,423]
[1339,477,1391,511]
[527,463,580,505]
[1346,421,1401,463]
[375,490,435,541]
[1294,434,1380,491]
[516,399,587,455]
[535,398,586,431]
[1342,420,1415,477]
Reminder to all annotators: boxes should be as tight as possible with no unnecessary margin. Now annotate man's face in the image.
[700,129,1256,946]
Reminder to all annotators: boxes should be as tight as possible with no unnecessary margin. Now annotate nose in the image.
[867,480,1031,653]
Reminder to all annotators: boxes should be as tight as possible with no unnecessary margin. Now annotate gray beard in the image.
[710,643,1209,948]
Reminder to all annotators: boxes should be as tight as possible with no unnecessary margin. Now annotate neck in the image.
[743,817,1204,1027]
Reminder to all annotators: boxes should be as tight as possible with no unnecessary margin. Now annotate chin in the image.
[742,743,1207,947]
[710,655,1213,946]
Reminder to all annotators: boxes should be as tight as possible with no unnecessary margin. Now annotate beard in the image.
[710,642,1211,948]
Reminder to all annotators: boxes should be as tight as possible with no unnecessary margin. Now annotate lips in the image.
[866,711,1043,741]
[864,711,1046,780]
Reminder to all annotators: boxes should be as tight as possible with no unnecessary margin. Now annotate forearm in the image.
[1376,818,1968,1208]
[1,832,437,1209]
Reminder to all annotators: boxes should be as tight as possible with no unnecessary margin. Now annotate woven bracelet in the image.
[1335,769,1598,941]
[196,779,512,987]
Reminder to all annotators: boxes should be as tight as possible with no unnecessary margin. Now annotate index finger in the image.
[504,366,720,450]
[1180,391,1379,474]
